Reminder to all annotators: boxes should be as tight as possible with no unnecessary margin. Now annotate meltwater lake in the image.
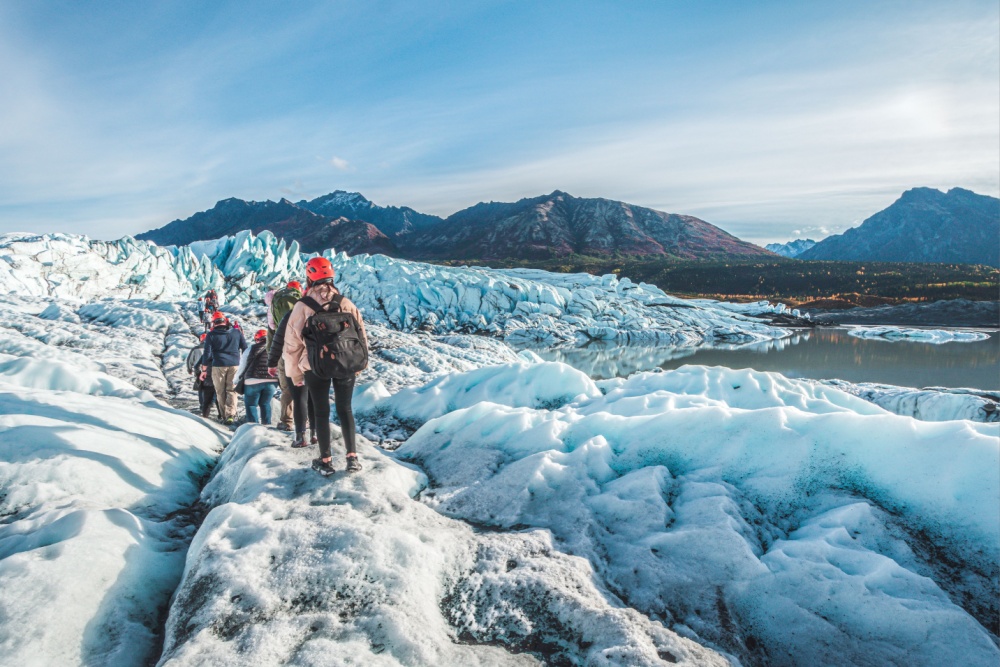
[522,327,1000,390]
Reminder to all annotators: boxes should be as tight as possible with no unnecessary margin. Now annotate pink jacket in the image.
[282,283,368,385]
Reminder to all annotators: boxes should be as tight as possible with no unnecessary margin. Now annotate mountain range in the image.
[799,188,999,266]
[138,191,770,260]
[138,187,999,266]
[765,239,816,258]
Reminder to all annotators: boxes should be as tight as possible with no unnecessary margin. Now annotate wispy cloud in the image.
[0,1,995,244]
[330,156,352,171]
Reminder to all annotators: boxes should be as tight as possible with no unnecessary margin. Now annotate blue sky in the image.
[0,0,997,244]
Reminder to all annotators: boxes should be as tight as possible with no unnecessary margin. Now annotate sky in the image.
[0,0,997,245]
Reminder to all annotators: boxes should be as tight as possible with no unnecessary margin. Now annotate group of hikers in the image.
[185,256,369,476]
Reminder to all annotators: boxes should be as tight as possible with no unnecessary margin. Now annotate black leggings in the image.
[303,371,356,460]
[290,383,316,436]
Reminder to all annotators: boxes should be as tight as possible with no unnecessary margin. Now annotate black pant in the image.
[198,384,218,418]
[303,371,356,460]
[290,383,316,436]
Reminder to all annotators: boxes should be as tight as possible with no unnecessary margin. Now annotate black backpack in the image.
[300,295,368,380]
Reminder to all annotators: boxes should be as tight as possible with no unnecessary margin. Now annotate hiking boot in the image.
[311,458,335,476]
[291,432,310,448]
[310,430,318,445]
[345,455,362,473]
[276,423,292,432]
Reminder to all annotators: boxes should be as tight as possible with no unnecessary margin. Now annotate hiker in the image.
[268,303,317,445]
[237,329,278,424]
[283,256,369,475]
[201,311,247,425]
[187,333,220,419]
[203,290,219,330]
[266,280,304,430]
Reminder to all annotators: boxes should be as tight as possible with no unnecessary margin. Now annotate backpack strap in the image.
[300,294,343,313]
[299,295,323,312]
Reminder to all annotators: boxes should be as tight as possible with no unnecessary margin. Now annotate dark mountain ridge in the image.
[408,190,769,259]
[138,190,770,260]
[800,187,999,266]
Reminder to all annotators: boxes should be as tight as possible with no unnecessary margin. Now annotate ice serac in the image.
[157,426,727,666]
[393,363,1000,666]
[0,233,224,302]
[0,230,793,344]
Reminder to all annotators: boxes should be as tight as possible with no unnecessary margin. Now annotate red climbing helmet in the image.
[287,280,302,292]
[305,257,334,282]
[254,328,267,342]
[212,311,226,323]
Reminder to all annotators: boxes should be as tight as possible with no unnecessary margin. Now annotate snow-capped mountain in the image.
[297,190,443,236]
[765,238,816,258]
[136,198,397,256]
[139,190,770,261]
[799,187,1000,266]
[1,229,997,666]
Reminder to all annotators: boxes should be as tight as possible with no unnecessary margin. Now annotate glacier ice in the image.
[847,325,991,343]
[0,357,225,666]
[1,229,998,666]
[157,426,727,667]
[394,363,1000,666]
[0,231,793,346]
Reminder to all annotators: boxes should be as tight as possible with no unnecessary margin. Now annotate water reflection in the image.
[517,328,1000,390]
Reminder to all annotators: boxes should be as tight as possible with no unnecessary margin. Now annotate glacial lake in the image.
[519,327,1000,390]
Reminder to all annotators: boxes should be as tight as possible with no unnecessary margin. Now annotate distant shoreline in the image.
[804,299,1000,328]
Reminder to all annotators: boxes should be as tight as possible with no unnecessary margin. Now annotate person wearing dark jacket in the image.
[201,311,247,424]
[237,329,279,424]
[268,311,316,443]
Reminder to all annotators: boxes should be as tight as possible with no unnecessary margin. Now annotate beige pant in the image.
[212,366,239,420]
[277,358,294,428]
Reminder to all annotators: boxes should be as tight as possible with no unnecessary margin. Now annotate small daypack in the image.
[301,295,368,380]
[270,287,301,330]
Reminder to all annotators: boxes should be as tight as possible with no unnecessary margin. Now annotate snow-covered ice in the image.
[1,229,998,666]
[847,325,991,343]
[0,356,225,666]
[395,363,1000,666]
[822,379,1000,422]
[157,426,726,666]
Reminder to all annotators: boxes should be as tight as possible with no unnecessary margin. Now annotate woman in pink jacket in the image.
[282,256,368,475]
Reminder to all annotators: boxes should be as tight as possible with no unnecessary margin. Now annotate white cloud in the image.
[330,156,352,171]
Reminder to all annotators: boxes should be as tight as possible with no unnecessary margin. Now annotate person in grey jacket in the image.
[187,333,218,419]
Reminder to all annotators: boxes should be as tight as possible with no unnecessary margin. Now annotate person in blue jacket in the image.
[201,311,247,424]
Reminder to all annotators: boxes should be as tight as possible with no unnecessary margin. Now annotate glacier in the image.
[0,230,792,346]
[0,230,997,666]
